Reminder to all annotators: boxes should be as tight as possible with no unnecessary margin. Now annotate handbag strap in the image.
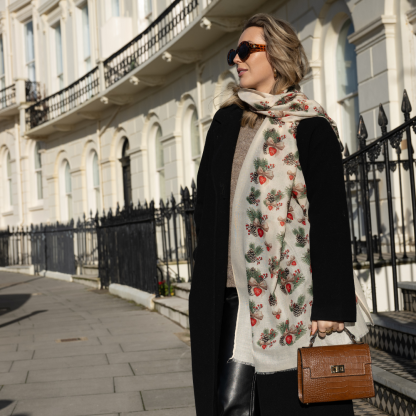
[308,327,364,348]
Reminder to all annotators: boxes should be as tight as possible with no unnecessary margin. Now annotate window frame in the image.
[24,20,36,82]
[59,159,73,222]
[34,142,43,201]
[5,151,12,209]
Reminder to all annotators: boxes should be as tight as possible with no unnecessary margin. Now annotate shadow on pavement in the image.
[0,400,30,415]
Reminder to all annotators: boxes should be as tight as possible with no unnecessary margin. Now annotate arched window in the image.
[155,126,165,201]
[119,139,132,208]
[60,160,73,221]
[190,108,201,179]
[34,142,43,200]
[6,151,12,207]
[87,151,101,214]
[336,19,359,153]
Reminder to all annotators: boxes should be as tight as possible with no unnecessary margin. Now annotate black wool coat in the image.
[188,104,356,416]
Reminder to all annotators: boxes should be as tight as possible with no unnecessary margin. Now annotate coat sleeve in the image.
[297,117,356,322]
[192,116,218,261]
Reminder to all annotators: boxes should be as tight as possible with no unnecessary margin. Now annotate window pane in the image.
[35,143,41,169]
[112,0,120,16]
[95,188,101,212]
[82,5,91,60]
[7,152,11,176]
[190,110,200,158]
[144,0,152,16]
[25,21,35,63]
[92,152,100,188]
[27,62,36,82]
[67,193,73,220]
[336,20,358,98]
[159,169,165,201]
[341,95,360,153]
[155,126,163,169]
[55,23,63,75]
[0,36,4,77]
[8,178,12,205]
[65,162,72,193]
[37,171,43,200]
[194,157,201,176]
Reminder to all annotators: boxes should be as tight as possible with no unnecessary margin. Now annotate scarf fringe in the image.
[226,356,297,375]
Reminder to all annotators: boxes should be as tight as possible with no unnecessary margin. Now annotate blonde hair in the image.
[220,13,310,127]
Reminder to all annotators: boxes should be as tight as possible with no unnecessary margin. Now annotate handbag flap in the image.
[299,344,372,378]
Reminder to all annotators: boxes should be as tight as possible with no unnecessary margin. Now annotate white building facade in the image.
[0,0,415,228]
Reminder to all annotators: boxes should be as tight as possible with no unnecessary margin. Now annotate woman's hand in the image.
[311,320,344,338]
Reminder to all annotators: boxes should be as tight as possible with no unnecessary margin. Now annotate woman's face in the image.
[234,26,275,93]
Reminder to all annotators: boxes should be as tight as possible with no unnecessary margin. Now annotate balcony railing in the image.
[25,81,42,102]
[0,84,16,110]
[104,0,199,88]
[25,67,99,131]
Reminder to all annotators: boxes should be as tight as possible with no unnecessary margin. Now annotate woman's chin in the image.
[239,80,255,90]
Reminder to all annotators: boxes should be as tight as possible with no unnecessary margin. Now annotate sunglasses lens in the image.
[227,49,236,66]
[238,43,250,61]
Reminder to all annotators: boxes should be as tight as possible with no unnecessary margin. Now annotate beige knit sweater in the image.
[226,116,264,287]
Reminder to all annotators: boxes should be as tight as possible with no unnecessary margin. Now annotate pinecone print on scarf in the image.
[288,121,300,139]
[263,128,286,157]
[247,267,268,297]
[269,117,285,127]
[276,268,305,295]
[265,241,272,252]
[282,151,301,171]
[250,158,275,185]
[263,189,283,211]
[268,256,279,278]
[246,208,269,238]
[293,227,308,248]
[257,328,277,349]
[289,294,306,317]
[245,243,264,264]
[246,187,261,206]
[249,300,264,327]
[269,291,277,306]
[252,100,272,111]
[275,93,297,106]
[277,319,307,346]
[289,102,310,112]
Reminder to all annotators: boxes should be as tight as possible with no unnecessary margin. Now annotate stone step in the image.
[363,312,416,360]
[172,282,191,300]
[72,274,100,289]
[398,281,416,313]
[80,264,99,277]
[153,296,189,329]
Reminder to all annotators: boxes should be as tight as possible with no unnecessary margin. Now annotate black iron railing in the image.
[0,84,16,110]
[343,89,416,313]
[25,81,42,102]
[104,0,199,88]
[25,67,99,130]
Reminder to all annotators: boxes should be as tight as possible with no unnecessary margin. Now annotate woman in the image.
[189,13,368,416]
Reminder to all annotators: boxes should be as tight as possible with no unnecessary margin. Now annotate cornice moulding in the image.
[38,0,60,16]
[348,15,396,47]
[8,0,31,13]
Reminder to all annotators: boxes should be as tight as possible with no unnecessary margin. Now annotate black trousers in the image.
[217,287,355,416]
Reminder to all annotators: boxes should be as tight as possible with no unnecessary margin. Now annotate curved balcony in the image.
[24,0,268,137]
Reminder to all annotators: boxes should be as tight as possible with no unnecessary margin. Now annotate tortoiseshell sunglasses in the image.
[227,41,266,66]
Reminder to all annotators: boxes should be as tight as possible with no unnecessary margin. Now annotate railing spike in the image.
[402,89,412,115]
[160,199,164,209]
[150,200,155,210]
[171,192,176,206]
[378,103,388,135]
[191,179,196,190]
[183,186,190,199]
[344,143,350,158]
[144,200,148,209]
[357,115,368,149]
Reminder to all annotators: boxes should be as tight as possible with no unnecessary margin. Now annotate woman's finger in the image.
[310,320,318,335]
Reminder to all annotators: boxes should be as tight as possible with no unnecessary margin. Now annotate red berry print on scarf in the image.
[257,328,277,349]
[249,300,264,327]
[262,129,286,157]
[251,158,275,185]
[263,189,283,211]
[245,243,264,264]
[246,208,269,238]
[289,295,307,317]
[277,320,307,346]
[265,241,272,252]
[247,267,268,297]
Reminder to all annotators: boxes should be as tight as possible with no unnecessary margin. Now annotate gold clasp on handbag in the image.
[331,365,345,373]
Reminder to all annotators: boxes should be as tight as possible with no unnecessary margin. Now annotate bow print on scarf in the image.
[228,86,369,374]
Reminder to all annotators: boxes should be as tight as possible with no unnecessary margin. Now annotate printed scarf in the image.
[228,86,370,374]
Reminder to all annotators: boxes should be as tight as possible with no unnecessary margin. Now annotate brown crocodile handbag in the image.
[297,327,375,404]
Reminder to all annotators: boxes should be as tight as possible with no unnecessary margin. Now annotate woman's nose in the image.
[233,53,242,65]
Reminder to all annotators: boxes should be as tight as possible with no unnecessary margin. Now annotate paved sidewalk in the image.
[0,271,195,416]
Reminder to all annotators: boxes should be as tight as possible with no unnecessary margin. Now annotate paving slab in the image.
[107,347,191,364]
[0,371,27,385]
[130,357,192,375]
[0,377,114,400]
[122,409,196,416]
[27,363,133,383]
[115,371,193,392]
[141,386,195,410]
[19,337,102,352]
[13,391,144,416]
[32,343,122,359]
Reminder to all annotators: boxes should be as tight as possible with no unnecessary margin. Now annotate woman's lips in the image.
[238,69,248,77]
